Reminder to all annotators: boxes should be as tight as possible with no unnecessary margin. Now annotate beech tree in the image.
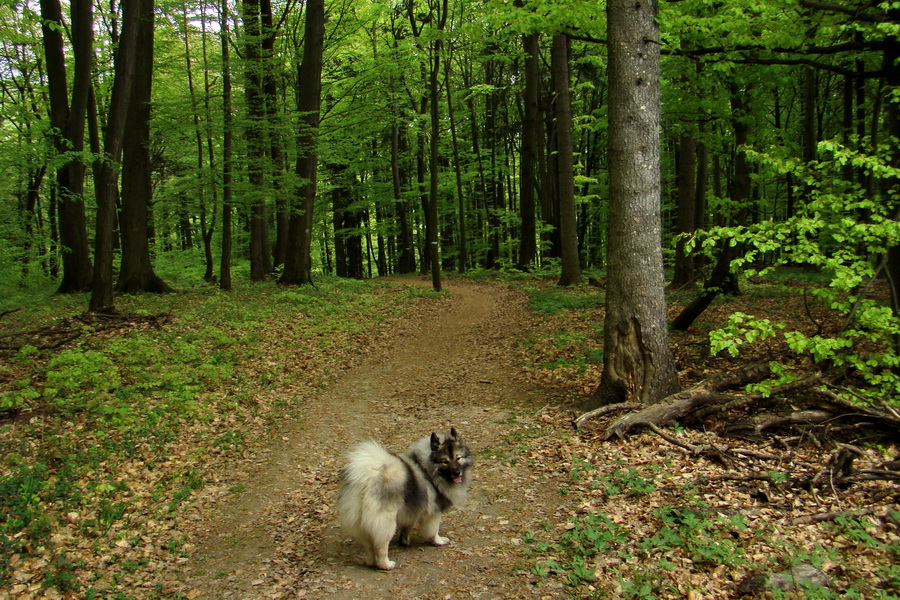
[280,0,324,286]
[552,33,581,286]
[90,0,144,312]
[590,0,680,408]
[40,0,93,293]
[117,0,171,295]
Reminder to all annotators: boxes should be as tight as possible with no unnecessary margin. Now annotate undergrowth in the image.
[0,275,409,594]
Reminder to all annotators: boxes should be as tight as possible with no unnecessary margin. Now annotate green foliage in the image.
[693,140,900,406]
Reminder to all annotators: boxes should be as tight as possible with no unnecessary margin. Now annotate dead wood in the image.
[1,307,23,321]
[810,386,900,431]
[787,505,888,526]
[581,360,900,442]
[724,409,834,435]
[573,402,642,428]
[0,311,171,354]
[641,421,781,464]
[588,362,773,439]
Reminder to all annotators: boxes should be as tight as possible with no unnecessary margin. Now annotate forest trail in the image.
[170,278,571,600]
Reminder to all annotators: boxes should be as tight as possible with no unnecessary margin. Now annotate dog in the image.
[337,428,473,570]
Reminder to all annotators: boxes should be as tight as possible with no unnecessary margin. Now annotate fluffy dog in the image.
[337,428,473,570]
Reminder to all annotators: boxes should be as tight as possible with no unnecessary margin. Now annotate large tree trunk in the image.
[41,0,93,293]
[90,0,143,312]
[117,0,171,294]
[551,34,581,286]
[280,0,324,286]
[590,0,679,408]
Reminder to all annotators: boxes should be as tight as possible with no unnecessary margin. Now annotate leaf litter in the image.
[0,276,897,599]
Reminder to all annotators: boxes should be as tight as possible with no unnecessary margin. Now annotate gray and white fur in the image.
[337,428,473,570]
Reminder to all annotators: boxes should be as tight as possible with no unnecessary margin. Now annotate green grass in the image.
[528,288,605,316]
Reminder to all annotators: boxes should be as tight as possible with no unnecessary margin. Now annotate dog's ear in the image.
[449,427,460,442]
[430,432,440,450]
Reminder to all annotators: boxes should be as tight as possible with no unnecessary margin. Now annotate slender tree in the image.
[517,30,540,271]
[219,0,235,291]
[552,34,581,286]
[590,0,679,408]
[426,0,448,292]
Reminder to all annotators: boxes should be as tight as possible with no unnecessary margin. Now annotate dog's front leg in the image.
[420,514,449,546]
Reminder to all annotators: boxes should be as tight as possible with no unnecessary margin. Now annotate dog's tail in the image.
[338,441,406,534]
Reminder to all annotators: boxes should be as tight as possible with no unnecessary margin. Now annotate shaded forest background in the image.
[3,0,898,293]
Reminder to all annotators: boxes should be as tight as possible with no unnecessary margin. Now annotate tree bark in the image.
[219,0,235,291]
[590,0,679,408]
[242,0,272,281]
[426,0,448,292]
[41,0,93,293]
[445,54,468,272]
[280,0,324,285]
[672,132,697,287]
[517,31,540,271]
[90,0,143,312]
[117,0,171,294]
[551,34,581,286]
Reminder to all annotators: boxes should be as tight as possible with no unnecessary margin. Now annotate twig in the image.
[574,402,642,428]
[787,505,886,526]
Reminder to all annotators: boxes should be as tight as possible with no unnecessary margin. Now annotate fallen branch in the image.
[594,363,773,439]
[573,402,642,429]
[0,311,171,354]
[0,307,23,321]
[787,505,887,526]
[641,421,781,463]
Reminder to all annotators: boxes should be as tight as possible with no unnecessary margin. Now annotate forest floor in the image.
[165,277,575,600]
[2,275,898,599]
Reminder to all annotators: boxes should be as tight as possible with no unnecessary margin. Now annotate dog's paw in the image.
[430,535,450,546]
[375,559,397,570]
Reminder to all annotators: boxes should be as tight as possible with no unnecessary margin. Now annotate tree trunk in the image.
[517,31,540,271]
[242,0,272,281]
[392,121,416,273]
[672,132,697,287]
[551,34,581,286]
[41,0,93,293]
[219,0,234,291]
[590,0,679,408]
[280,0,324,286]
[261,0,288,270]
[116,0,171,295]
[90,0,142,312]
[445,54,468,272]
[426,1,447,292]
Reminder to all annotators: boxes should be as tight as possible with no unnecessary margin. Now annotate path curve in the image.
[173,278,568,600]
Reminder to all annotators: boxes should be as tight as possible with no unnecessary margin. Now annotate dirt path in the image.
[171,279,571,600]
